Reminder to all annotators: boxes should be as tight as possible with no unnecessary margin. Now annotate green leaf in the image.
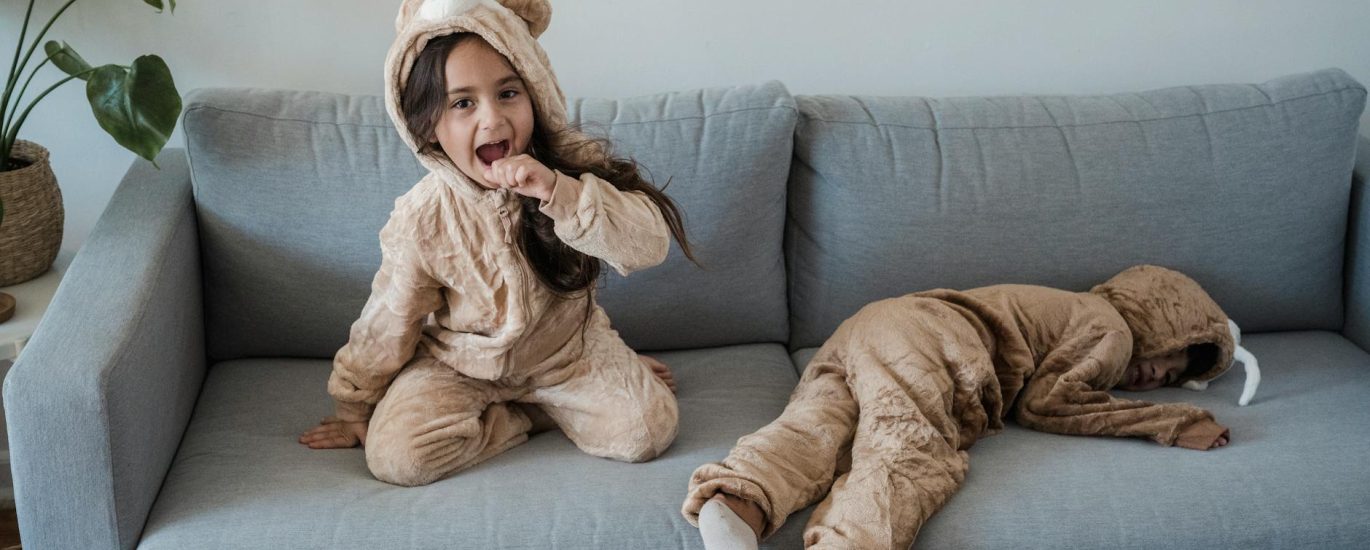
[44,40,93,81]
[86,55,182,166]
[143,0,175,14]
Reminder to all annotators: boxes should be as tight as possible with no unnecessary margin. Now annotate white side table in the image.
[0,249,74,362]
[0,249,74,507]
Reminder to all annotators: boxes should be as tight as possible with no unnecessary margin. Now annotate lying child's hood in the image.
[385,0,567,194]
[1090,265,1236,385]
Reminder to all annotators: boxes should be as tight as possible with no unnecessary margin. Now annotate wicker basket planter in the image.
[0,140,64,287]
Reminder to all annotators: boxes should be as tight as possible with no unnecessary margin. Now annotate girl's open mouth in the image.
[476,140,510,167]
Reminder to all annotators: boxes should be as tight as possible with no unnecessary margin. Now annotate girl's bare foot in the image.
[639,354,677,393]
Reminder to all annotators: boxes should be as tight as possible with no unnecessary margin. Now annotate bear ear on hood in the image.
[495,0,552,37]
[396,0,552,38]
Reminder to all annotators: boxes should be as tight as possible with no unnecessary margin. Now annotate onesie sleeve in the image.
[1013,327,1216,447]
[327,213,445,423]
[538,170,671,276]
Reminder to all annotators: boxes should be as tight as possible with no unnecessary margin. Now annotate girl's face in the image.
[431,36,535,189]
[1117,350,1188,391]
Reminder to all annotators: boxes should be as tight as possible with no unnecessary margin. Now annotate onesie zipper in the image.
[497,205,513,244]
[495,190,533,379]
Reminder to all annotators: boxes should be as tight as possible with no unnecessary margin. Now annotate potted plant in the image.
[0,0,181,299]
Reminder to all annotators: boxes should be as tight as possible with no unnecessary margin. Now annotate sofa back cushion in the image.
[184,82,796,360]
[787,69,1366,348]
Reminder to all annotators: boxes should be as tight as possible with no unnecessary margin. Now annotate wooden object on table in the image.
[0,293,14,324]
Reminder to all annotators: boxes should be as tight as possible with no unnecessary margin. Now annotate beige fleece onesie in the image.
[683,266,1236,549]
[326,0,678,486]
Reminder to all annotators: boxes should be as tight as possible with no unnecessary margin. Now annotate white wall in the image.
[3,0,1368,252]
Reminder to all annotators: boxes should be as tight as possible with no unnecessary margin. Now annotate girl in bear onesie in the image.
[299,0,694,487]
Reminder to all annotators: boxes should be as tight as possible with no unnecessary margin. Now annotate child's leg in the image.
[803,402,969,549]
[365,355,532,486]
[682,359,860,541]
[525,307,678,462]
[801,297,993,549]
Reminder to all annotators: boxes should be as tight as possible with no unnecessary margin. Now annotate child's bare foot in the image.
[639,354,677,393]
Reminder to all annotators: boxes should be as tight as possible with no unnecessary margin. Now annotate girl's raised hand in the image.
[488,154,556,201]
[299,416,368,449]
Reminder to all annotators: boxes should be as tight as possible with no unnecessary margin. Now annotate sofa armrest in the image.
[3,149,206,550]
[1347,135,1370,352]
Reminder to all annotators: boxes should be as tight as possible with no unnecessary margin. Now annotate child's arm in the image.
[538,170,670,276]
[326,216,445,423]
[489,154,671,276]
[1014,327,1228,450]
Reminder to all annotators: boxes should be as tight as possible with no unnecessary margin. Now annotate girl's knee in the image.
[632,397,679,461]
[365,415,485,486]
[585,390,678,462]
[617,424,677,463]
[639,385,680,459]
[366,438,440,487]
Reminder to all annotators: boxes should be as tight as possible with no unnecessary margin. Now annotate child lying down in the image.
[682,265,1260,550]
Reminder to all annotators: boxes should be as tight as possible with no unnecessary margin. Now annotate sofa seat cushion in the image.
[792,331,1370,548]
[139,344,814,549]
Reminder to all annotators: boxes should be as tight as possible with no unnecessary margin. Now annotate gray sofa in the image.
[6,67,1369,549]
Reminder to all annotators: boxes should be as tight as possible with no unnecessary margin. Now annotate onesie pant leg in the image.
[683,296,996,548]
[682,359,860,539]
[526,307,678,463]
[803,297,991,550]
[803,367,968,550]
[365,355,533,487]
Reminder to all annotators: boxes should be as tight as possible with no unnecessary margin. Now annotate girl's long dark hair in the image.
[403,33,697,298]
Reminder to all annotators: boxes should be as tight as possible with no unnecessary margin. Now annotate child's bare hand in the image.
[1175,420,1230,451]
[488,154,555,201]
[299,416,368,449]
[639,354,677,393]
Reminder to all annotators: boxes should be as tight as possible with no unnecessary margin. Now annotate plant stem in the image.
[0,67,92,166]
[5,54,52,135]
[1,0,78,167]
[12,0,78,95]
[2,0,38,143]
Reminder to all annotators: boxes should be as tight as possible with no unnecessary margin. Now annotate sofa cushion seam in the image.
[800,86,1367,131]
[181,103,799,130]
